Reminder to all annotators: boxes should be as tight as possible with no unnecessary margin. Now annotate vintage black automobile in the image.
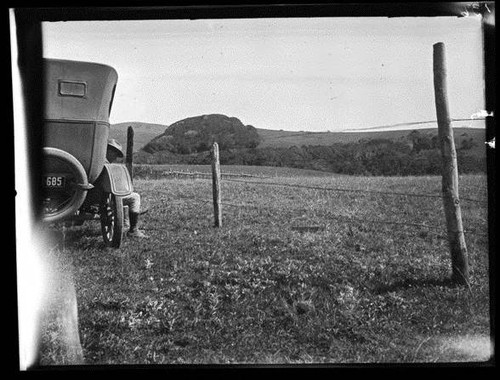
[41,58,132,247]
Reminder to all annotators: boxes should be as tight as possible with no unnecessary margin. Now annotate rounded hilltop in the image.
[142,114,261,154]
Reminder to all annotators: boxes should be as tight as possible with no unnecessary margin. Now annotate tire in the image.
[100,192,124,248]
[42,147,90,223]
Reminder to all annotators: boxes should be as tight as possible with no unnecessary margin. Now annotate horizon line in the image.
[111,117,487,133]
[340,118,487,133]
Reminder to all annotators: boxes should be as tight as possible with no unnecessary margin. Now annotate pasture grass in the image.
[39,168,491,365]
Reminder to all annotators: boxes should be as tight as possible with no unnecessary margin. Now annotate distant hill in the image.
[112,118,485,156]
[257,125,486,158]
[110,122,167,152]
[142,114,260,154]
[113,115,486,175]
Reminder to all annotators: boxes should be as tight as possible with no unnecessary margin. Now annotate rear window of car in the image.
[58,80,86,97]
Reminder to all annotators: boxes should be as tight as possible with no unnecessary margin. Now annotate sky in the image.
[42,16,486,132]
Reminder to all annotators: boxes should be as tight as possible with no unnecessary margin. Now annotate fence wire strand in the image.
[143,169,488,239]
[143,170,486,204]
[221,177,487,204]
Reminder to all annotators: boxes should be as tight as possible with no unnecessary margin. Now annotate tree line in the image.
[135,130,485,176]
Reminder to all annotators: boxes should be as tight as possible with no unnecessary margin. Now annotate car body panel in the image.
[98,163,133,197]
[43,59,118,184]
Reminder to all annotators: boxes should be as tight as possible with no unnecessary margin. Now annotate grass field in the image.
[40,166,491,365]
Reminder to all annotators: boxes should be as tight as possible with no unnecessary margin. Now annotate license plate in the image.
[44,176,66,188]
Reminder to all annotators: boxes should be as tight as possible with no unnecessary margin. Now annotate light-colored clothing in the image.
[122,192,141,214]
[104,155,142,215]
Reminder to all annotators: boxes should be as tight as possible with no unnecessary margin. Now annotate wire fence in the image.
[150,170,488,240]
[221,178,487,205]
[144,169,487,204]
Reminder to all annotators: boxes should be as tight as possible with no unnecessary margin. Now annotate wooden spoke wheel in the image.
[100,192,124,248]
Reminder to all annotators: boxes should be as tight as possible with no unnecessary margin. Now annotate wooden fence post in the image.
[126,126,134,182]
[212,142,222,227]
[433,42,469,285]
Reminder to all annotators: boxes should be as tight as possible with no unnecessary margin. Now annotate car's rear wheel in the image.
[100,192,124,248]
[42,147,90,223]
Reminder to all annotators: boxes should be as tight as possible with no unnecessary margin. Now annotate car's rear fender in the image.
[97,163,133,197]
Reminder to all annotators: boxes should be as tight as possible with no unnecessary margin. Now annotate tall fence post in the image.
[212,142,222,227]
[126,126,134,182]
[433,42,469,285]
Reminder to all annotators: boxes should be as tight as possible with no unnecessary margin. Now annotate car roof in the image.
[44,58,118,122]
